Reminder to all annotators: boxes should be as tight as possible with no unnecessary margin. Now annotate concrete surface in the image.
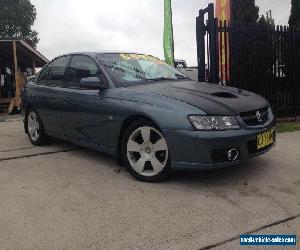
[0,116,299,250]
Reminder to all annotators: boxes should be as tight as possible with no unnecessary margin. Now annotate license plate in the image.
[257,128,275,150]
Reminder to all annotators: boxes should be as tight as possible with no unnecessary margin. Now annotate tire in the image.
[121,119,171,182]
[25,109,48,146]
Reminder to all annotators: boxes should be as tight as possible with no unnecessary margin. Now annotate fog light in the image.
[227,148,239,162]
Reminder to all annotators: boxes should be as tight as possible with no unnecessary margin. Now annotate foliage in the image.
[231,0,259,25]
[277,122,300,133]
[0,0,39,48]
[258,11,275,28]
[230,0,260,91]
[289,0,300,30]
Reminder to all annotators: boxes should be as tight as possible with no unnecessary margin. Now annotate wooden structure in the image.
[0,39,48,114]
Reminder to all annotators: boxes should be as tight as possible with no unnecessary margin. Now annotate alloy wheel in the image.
[127,126,168,177]
[27,111,40,142]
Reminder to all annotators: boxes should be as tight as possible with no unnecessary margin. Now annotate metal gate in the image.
[196,3,300,118]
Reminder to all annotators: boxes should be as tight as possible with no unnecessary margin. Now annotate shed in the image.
[0,39,48,114]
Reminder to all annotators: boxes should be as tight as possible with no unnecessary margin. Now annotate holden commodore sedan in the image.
[21,52,276,182]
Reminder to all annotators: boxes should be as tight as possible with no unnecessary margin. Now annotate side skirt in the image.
[46,131,117,157]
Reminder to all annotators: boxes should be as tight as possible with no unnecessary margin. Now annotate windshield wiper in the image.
[145,77,187,81]
[175,74,191,80]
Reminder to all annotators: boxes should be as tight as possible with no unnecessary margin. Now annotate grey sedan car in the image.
[22,52,276,182]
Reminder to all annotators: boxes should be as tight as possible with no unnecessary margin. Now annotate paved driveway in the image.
[0,117,299,249]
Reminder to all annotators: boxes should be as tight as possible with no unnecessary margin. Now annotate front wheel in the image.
[122,119,171,182]
[26,110,47,146]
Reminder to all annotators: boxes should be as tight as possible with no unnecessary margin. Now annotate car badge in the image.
[256,111,263,123]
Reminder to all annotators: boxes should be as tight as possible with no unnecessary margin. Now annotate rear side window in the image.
[38,55,71,86]
[50,56,70,81]
[66,55,99,88]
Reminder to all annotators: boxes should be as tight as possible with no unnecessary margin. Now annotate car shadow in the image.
[50,139,270,189]
[170,158,265,184]
[48,140,286,210]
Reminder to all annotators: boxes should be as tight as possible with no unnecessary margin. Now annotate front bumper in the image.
[162,121,276,170]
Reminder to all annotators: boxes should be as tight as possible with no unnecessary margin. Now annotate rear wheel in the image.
[26,110,47,146]
[122,119,171,182]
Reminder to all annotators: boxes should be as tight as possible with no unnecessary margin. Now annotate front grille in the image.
[240,107,269,126]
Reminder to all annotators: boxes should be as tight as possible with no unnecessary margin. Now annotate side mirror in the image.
[80,77,107,90]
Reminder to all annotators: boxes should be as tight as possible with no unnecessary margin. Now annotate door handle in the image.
[64,100,79,106]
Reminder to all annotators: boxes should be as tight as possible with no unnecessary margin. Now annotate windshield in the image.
[97,53,188,87]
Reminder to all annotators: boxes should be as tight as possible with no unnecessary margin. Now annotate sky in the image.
[31,0,291,66]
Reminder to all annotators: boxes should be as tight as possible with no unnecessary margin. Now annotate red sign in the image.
[216,0,231,82]
[216,0,231,22]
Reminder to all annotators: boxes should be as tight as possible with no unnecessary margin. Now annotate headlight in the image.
[188,115,240,131]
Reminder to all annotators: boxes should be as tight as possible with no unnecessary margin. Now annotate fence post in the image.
[207,3,219,84]
[214,17,220,84]
[291,28,298,118]
[196,10,206,82]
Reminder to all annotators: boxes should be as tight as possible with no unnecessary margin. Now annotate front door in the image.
[61,55,110,147]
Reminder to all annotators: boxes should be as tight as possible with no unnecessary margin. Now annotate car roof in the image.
[61,51,143,58]
[49,52,163,64]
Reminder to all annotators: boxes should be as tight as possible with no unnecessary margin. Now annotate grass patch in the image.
[276,122,300,133]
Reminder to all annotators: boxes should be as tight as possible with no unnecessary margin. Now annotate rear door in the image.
[62,55,110,146]
[33,55,71,135]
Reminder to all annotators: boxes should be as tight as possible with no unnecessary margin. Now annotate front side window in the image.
[66,55,99,88]
[38,55,70,86]
[97,53,188,87]
[38,62,52,82]
[50,56,70,81]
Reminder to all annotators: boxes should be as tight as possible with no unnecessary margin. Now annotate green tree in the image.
[230,0,260,90]
[257,12,276,90]
[288,0,300,94]
[258,11,275,28]
[289,0,300,30]
[0,0,39,48]
[232,0,259,24]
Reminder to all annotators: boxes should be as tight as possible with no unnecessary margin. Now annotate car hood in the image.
[123,81,269,115]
